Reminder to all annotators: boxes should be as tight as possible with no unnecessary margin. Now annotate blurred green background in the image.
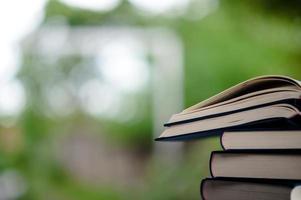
[0,0,300,199]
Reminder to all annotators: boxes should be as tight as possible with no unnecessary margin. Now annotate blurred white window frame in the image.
[23,26,184,161]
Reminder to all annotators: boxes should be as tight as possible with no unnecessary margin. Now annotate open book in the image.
[156,75,301,141]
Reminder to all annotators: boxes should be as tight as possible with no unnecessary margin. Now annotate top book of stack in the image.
[156,75,301,141]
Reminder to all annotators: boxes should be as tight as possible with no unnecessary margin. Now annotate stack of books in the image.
[156,75,301,200]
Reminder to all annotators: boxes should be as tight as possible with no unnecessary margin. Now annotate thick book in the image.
[210,150,301,180]
[201,178,300,200]
[156,75,301,141]
[221,131,301,150]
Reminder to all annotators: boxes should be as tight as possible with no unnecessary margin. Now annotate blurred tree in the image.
[13,0,301,199]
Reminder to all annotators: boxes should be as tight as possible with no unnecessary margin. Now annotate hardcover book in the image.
[221,131,301,150]
[201,178,299,200]
[157,75,301,141]
[210,151,301,180]
[155,75,301,200]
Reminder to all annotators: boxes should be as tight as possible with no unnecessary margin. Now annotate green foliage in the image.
[178,1,301,107]
[11,0,301,199]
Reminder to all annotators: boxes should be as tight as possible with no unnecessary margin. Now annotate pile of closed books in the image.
[156,75,301,200]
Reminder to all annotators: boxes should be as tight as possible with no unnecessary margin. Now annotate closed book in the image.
[201,178,300,200]
[210,150,301,180]
[221,131,301,150]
